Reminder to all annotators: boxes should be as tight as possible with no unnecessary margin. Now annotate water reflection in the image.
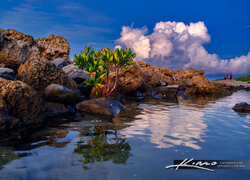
[74,132,131,170]
[119,100,206,150]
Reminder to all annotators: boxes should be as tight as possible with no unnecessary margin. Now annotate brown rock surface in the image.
[192,75,219,94]
[17,57,77,91]
[0,78,44,125]
[0,33,30,71]
[76,97,125,117]
[36,34,71,62]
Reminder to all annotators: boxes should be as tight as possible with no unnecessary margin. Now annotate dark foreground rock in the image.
[62,64,90,84]
[233,102,250,113]
[44,84,82,105]
[0,78,45,125]
[45,102,69,117]
[76,97,125,117]
[17,57,77,91]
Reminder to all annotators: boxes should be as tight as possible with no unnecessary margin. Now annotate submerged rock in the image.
[76,97,125,117]
[17,57,77,91]
[233,102,250,113]
[62,64,90,84]
[44,84,82,105]
[45,102,69,117]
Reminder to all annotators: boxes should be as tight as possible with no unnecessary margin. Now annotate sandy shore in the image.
[213,80,250,87]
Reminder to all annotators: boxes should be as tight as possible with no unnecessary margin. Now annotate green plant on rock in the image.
[74,45,106,96]
[74,45,136,97]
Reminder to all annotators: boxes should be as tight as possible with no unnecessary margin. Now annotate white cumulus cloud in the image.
[115,21,250,75]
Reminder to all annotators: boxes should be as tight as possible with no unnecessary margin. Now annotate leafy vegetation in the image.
[234,76,250,84]
[74,45,136,97]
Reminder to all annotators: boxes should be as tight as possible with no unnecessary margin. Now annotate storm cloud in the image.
[115,21,250,75]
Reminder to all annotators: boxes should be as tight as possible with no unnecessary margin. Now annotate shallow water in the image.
[0,91,250,180]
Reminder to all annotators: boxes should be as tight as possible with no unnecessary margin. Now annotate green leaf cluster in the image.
[74,45,136,97]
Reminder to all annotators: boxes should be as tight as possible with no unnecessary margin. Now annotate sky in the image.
[0,0,249,75]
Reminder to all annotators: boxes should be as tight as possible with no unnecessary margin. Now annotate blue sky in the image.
[0,0,249,74]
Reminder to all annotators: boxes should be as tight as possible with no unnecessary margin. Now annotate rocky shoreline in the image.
[0,28,243,135]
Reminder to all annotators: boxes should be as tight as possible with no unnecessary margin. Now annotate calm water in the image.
[0,91,250,180]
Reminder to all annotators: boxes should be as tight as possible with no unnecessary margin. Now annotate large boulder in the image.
[192,75,219,94]
[45,102,69,117]
[44,84,82,105]
[183,68,205,79]
[76,97,125,117]
[0,29,41,72]
[0,29,37,47]
[0,78,45,125]
[35,34,71,62]
[0,34,30,71]
[233,102,250,113]
[17,57,77,91]
[62,64,90,84]
[135,61,174,89]
[111,63,144,94]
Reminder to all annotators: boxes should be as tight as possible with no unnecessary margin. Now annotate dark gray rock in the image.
[51,58,68,68]
[44,84,82,105]
[0,68,16,80]
[78,82,92,99]
[156,80,168,87]
[62,64,90,84]
[0,67,15,75]
[76,97,125,117]
[233,102,250,113]
[45,102,69,117]
[0,110,20,132]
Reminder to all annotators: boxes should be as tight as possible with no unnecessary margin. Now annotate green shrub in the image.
[74,45,136,97]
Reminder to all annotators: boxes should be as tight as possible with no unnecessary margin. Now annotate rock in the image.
[0,67,15,75]
[17,57,77,91]
[44,84,82,105]
[136,61,150,68]
[62,64,90,84]
[233,102,250,113]
[185,86,198,95]
[52,58,68,68]
[156,80,168,87]
[173,69,185,80]
[45,102,69,117]
[0,29,37,47]
[108,63,144,94]
[35,34,71,62]
[0,110,20,132]
[183,68,204,79]
[78,82,92,99]
[0,67,16,80]
[0,78,45,125]
[148,71,173,88]
[76,97,125,117]
[192,75,219,94]
[146,85,179,99]
[0,34,30,71]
